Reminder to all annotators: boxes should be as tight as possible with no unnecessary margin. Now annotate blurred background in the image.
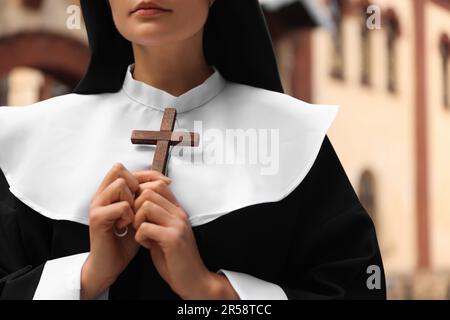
[0,0,449,299]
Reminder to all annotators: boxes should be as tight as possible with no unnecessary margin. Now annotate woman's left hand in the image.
[132,171,239,300]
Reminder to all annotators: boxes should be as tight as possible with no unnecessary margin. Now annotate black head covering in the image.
[74,0,284,95]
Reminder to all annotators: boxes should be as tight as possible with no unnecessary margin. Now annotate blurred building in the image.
[0,0,449,299]
[264,0,450,299]
[0,0,88,106]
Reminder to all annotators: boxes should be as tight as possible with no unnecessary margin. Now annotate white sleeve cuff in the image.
[218,269,288,300]
[33,252,108,300]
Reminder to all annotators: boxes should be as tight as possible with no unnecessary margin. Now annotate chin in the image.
[127,26,177,45]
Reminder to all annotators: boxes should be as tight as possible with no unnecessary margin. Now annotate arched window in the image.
[360,3,372,85]
[0,32,89,105]
[330,0,344,79]
[385,10,400,93]
[440,34,450,109]
[358,170,377,221]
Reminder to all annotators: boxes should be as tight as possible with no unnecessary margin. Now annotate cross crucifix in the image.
[131,108,200,175]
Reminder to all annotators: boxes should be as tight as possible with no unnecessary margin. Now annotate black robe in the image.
[0,137,386,300]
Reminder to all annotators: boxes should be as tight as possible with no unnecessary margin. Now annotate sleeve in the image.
[33,253,89,300]
[0,170,108,300]
[0,174,43,299]
[33,253,109,300]
[216,204,384,301]
[1,249,108,300]
[217,269,287,300]
[279,137,386,300]
[281,202,386,300]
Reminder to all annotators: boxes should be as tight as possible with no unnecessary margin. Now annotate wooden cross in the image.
[131,108,200,175]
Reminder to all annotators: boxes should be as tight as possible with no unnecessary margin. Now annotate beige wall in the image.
[310,0,450,275]
[425,1,450,270]
[311,0,417,274]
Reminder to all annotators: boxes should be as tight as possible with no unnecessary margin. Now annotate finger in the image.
[134,188,179,215]
[135,222,166,244]
[90,201,134,230]
[139,181,180,206]
[133,170,172,185]
[133,200,172,230]
[136,187,186,221]
[92,177,134,207]
[95,163,140,197]
[138,238,155,250]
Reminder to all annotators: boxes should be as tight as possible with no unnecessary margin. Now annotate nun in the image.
[0,0,386,300]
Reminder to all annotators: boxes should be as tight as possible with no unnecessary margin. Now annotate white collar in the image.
[0,71,338,227]
[122,65,226,113]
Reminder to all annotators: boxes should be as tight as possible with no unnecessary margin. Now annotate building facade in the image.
[0,0,89,106]
[268,0,450,299]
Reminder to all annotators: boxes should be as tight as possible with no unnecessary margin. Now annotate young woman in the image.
[0,0,386,300]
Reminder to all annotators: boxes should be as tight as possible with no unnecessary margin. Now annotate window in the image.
[21,0,44,11]
[3,68,72,106]
[360,5,372,85]
[0,78,7,106]
[330,0,344,79]
[7,68,45,106]
[273,33,296,96]
[440,35,450,109]
[358,170,377,221]
[385,10,400,93]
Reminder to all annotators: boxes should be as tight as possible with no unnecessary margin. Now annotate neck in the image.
[132,30,214,97]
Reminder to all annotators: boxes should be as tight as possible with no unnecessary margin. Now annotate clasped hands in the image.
[81,163,238,300]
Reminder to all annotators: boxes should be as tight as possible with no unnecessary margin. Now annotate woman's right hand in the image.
[80,163,171,299]
[81,163,140,300]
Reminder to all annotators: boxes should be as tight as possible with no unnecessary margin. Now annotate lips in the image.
[130,1,172,16]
